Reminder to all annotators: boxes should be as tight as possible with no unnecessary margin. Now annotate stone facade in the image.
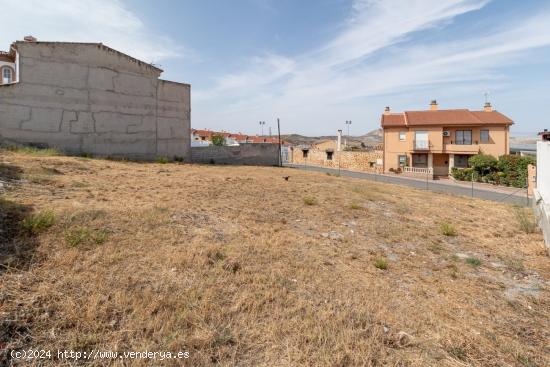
[0,41,190,160]
[289,140,383,173]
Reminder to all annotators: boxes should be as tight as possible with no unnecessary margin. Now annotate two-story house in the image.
[381,100,513,178]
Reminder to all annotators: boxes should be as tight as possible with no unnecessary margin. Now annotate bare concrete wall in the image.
[191,144,280,166]
[0,42,190,160]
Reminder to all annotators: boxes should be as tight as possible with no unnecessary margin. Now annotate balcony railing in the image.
[403,166,433,175]
[413,139,430,150]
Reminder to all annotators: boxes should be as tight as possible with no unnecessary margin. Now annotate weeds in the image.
[65,228,108,247]
[21,210,55,235]
[374,257,388,270]
[3,145,61,156]
[303,196,317,206]
[440,222,457,236]
[350,202,361,210]
[465,257,482,267]
[514,207,536,234]
[156,156,169,164]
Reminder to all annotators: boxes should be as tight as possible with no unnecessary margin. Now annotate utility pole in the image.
[277,118,282,167]
[259,121,265,136]
[345,120,352,148]
[337,129,342,176]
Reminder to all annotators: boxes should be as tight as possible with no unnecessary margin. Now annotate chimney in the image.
[337,130,342,152]
[430,100,438,111]
[23,35,37,42]
[484,102,492,112]
[384,106,390,114]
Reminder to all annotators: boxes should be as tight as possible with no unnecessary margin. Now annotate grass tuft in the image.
[65,228,108,247]
[350,202,361,210]
[374,257,388,270]
[303,196,318,206]
[465,257,482,267]
[440,222,458,237]
[156,156,169,164]
[514,207,536,234]
[3,145,61,156]
[21,210,55,235]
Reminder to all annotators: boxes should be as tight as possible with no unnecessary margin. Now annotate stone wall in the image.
[191,144,280,166]
[0,42,190,160]
[290,147,382,172]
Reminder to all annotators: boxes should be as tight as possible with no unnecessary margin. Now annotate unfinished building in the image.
[0,37,191,160]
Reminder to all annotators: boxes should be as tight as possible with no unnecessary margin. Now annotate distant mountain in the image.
[282,128,382,146]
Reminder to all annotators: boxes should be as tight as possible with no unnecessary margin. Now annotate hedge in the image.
[451,154,535,188]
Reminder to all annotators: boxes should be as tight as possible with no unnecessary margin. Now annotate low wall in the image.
[290,147,382,172]
[191,144,280,166]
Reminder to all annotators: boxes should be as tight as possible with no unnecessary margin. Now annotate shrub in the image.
[497,155,535,188]
[21,210,55,235]
[440,222,457,236]
[303,196,317,205]
[451,167,474,181]
[374,257,388,270]
[211,134,226,146]
[350,202,361,210]
[156,156,169,164]
[469,154,497,175]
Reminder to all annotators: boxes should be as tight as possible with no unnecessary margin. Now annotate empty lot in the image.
[1,149,548,366]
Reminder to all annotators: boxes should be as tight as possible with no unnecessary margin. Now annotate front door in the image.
[433,154,449,176]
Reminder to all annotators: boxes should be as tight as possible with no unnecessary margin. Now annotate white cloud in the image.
[0,0,187,64]
[194,0,550,134]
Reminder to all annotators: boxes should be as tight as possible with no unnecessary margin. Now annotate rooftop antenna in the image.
[483,91,490,104]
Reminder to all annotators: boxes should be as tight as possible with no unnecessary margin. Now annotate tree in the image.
[211,134,225,146]
[468,154,497,175]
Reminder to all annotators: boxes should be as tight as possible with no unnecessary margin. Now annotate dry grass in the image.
[1,150,549,366]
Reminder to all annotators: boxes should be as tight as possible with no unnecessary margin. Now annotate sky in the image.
[1,0,549,136]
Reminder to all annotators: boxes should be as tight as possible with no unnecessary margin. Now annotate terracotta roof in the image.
[0,51,15,62]
[191,129,285,144]
[381,109,513,127]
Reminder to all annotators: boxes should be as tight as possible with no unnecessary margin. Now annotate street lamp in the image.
[259,121,266,136]
[345,120,352,147]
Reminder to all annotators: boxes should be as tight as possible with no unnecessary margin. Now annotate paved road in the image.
[284,164,531,207]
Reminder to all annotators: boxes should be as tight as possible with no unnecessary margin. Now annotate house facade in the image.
[191,129,284,146]
[0,37,191,160]
[381,101,513,177]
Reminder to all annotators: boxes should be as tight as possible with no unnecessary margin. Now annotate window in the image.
[326,151,333,160]
[398,155,407,166]
[399,131,406,141]
[480,130,489,143]
[302,149,309,158]
[455,154,469,168]
[412,154,427,167]
[414,131,429,149]
[455,130,472,145]
[2,67,12,84]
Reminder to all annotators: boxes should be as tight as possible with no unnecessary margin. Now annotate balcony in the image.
[444,143,480,154]
[403,166,433,175]
[411,139,430,151]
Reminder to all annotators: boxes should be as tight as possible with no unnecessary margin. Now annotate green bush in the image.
[451,167,474,181]
[496,155,535,188]
[21,210,55,235]
[468,154,497,175]
[211,134,226,146]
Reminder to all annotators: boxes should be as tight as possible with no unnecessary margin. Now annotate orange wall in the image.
[383,125,509,172]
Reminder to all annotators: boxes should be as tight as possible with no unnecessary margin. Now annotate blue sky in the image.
[1,0,550,136]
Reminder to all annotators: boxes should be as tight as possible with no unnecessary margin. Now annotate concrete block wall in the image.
[534,141,550,252]
[0,42,190,160]
[290,147,382,173]
[191,144,280,166]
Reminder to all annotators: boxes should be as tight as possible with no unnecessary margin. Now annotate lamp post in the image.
[259,121,265,136]
[345,120,352,147]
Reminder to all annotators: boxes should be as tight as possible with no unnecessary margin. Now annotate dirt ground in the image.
[1,150,549,366]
